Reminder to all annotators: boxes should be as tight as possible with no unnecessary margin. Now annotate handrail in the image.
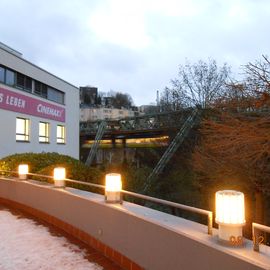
[252,222,270,252]
[0,170,18,175]
[0,169,212,235]
[121,189,213,235]
[28,172,54,179]
[65,178,105,189]
[0,170,55,179]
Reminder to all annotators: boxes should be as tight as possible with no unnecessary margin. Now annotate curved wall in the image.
[0,177,269,270]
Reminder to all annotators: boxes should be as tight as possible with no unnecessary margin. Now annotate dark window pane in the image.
[0,66,4,82]
[6,69,15,86]
[34,81,41,94]
[35,81,47,98]
[25,76,32,91]
[16,73,25,88]
[41,84,47,98]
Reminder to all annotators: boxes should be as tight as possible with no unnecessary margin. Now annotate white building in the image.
[0,42,79,159]
[80,107,137,121]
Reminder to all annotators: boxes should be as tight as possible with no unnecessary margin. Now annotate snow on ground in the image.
[0,208,103,270]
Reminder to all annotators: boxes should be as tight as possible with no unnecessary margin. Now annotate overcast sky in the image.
[1,0,269,105]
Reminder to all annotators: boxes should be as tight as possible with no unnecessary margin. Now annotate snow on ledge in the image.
[0,208,103,270]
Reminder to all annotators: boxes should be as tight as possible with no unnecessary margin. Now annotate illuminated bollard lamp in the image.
[18,164,29,180]
[215,190,245,246]
[53,167,66,188]
[105,173,122,203]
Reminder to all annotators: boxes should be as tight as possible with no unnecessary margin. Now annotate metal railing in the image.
[121,189,213,235]
[252,222,270,252]
[0,169,212,235]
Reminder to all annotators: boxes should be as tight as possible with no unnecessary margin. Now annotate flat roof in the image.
[0,41,22,57]
[0,42,79,90]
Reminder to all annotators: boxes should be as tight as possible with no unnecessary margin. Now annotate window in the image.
[16,73,25,89]
[0,65,64,104]
[16,73,32,92]
[16,118,30,141]
[34,81,47,98]
[57,125,65,144]
[48,87,65,104]
[39,122,50,143]
[0,66,4,82]
[25,76,32,90]
[0,65,65,105]
[6,69,15,86]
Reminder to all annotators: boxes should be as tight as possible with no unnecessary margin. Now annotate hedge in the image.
[0,152,104,191]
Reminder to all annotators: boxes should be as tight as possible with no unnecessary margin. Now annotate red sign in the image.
[0,86,65,122]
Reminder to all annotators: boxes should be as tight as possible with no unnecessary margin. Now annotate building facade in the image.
[0,42,79,159]
[80,107,138,122]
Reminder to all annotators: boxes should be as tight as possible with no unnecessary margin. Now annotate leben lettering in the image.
[5,95,26,108]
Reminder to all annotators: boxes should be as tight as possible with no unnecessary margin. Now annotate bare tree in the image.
[193,113,270,224]
[160,87,186,112]
[242,55,270,110]
[161,59,231,110]
[244,55,270,93]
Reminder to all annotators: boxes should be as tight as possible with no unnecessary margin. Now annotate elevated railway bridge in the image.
[80,108,195,140]
[80,107,201,185]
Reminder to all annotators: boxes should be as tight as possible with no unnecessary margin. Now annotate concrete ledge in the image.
[0,178,269,270]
